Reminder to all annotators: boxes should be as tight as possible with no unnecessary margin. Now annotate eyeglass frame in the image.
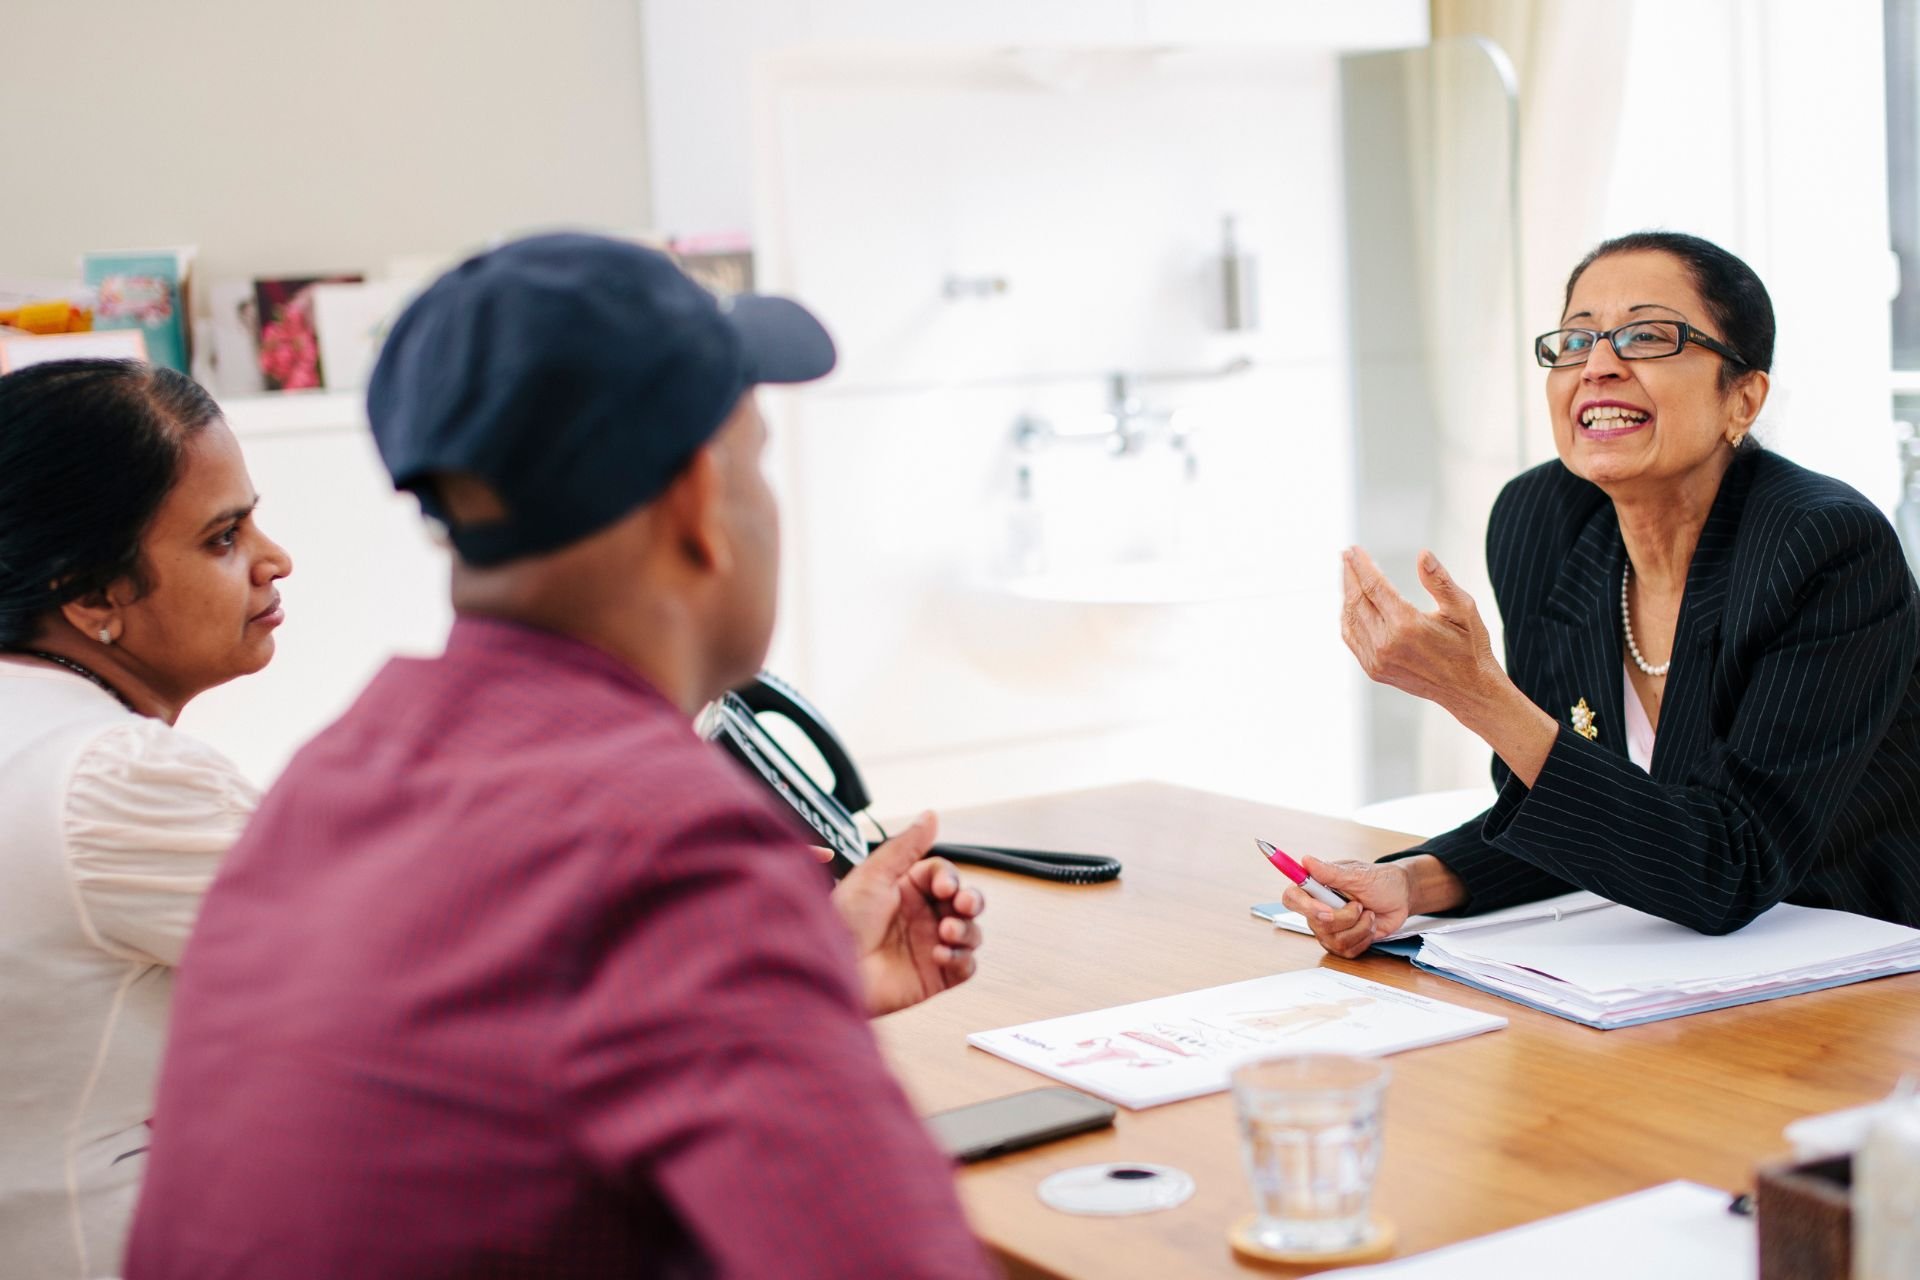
[1533,319,1748,370]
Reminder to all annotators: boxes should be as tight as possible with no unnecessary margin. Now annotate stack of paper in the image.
[968,969,1505,1110]
[1255,889,1613,942]
[1415,902,1920,1029]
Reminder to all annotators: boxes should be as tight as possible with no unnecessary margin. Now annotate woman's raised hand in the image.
[1340,545,1559,789]
[1340,546,1500,715]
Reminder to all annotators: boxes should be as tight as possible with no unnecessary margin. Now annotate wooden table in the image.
[874,782,1920,1278]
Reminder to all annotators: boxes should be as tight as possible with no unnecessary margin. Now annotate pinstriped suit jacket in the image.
[1409,449,1920,932]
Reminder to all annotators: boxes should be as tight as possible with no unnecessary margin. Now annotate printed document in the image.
[968,970,1505,1110]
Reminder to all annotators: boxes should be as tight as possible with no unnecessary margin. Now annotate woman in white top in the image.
[0,359,291,1278]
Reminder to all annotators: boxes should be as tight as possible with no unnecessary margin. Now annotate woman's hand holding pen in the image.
[1282,855,1470,959]
[1281,858,1414,958]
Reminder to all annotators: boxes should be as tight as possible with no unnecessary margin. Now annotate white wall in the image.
[1,0,652,284]
[642,0,1427,236]
[633,2,1443,821]
[2,0,653,785]
[640,1,1430,818]
[751,48,1378,815]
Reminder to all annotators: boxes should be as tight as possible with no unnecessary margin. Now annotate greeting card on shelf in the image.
[253,275,363,391]
[310,280,417,391]
[83,247,195,373]
[668,232,753,296]
[201,281,264,397]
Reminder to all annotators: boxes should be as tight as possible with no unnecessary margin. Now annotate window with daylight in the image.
[1885,0,1920,570]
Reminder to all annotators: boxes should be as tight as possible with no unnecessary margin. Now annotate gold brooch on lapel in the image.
[1569,698,1598,741]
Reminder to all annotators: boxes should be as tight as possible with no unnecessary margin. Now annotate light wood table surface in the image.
[874,781,1920,1278]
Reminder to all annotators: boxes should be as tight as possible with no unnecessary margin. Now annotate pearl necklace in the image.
[1620,562,1670,678]
[15,649,139,712]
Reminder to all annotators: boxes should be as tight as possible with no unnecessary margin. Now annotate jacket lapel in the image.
[1647,456,1751,778]
[1535,499,1627,757]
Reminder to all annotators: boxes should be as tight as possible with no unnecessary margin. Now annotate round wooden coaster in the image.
[1227,1213,1396,1266]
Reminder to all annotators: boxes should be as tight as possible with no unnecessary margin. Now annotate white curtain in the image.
[1369,4,1635,798]
[1434,0,1635,466]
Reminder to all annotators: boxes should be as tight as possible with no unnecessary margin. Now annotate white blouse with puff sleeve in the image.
[0,656,257,1280]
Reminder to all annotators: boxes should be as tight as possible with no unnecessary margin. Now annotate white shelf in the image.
[217,390,366,438]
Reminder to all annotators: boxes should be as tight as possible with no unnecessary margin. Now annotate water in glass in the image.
[1233,1053,1389,1253]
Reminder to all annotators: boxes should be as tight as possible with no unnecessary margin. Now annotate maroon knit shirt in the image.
[127,617,993,1279]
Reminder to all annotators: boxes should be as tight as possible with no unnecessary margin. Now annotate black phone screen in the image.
[923,1087,1116,1163]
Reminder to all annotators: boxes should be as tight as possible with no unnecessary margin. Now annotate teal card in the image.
[84,251,189,372]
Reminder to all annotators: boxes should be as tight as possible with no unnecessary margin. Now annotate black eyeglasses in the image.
[1534,320,1747,369]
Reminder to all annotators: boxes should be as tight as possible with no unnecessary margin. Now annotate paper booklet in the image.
[1254,889,1614,943]
[1319,1182,1752,1279]
[1413,901,1920,1030]
[967,970,1505,1110]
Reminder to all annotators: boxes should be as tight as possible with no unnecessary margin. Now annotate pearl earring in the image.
[97,628,113,646]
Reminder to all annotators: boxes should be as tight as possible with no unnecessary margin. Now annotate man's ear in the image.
[660,443,732,575]
[423,471,511,527]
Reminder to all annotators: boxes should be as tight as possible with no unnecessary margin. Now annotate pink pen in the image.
[1255,839,1347,909]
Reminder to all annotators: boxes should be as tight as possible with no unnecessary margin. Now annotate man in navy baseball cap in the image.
[129,233,994,1278]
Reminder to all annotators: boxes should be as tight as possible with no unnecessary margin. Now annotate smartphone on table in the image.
[923,1087,1117,1163]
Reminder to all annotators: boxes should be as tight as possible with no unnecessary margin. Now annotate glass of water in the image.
[1232,1053,1390,1254]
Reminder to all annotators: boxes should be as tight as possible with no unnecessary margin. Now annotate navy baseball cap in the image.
[366,232,835,566]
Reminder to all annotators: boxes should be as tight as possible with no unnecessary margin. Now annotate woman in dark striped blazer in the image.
[1286,231,1920,955]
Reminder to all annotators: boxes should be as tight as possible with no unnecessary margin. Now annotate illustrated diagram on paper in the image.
[968,969,1505,1108]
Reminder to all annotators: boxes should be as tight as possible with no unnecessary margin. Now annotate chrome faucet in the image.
[1014,372,1168,458]
[1012,359,1247,466]
[1104,373,1166,455]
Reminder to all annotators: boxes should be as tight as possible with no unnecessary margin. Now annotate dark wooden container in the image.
[1757,1154,1852,1280]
